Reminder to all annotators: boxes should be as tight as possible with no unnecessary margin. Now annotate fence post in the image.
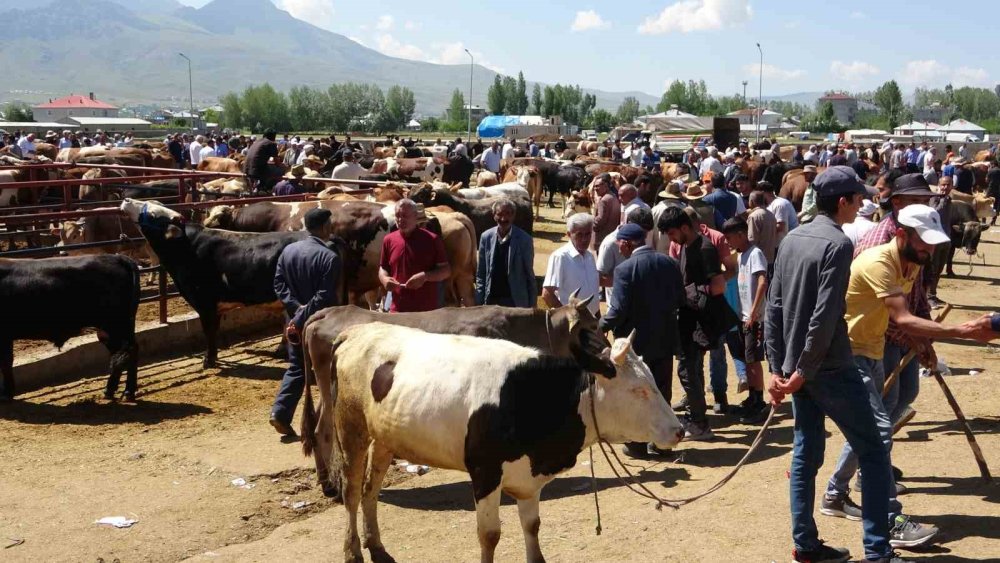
[158,265,168,325]
[62,184,73,211]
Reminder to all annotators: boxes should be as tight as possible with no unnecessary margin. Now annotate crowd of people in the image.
[0,128,145,157]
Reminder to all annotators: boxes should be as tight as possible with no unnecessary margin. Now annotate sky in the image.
[176,0,999,99]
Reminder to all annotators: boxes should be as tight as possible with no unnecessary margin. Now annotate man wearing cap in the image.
[270,208,342,436]
[598,207,654,301]
[244,130,283,191]
[273,165,307,196]
[379,199,451,313]
[600,221,684,459]
[651,180,687,254]
[797,165,820,224]
[819,204,996,552]
[502,137,517,160]
[925,177,955,308]
[843,199,880,246]
[641,145,661,172]
[703,170,745,222]
[953,158,975,195]
[332,151,365,183]
[765,165,894,563]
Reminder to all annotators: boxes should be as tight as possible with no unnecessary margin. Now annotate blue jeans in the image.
[709,332,748,394]
[883,341,919,424]
[271,339,305,425]
[790,360,893,560]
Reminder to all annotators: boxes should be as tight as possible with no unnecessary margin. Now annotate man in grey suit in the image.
[476,198,536,308]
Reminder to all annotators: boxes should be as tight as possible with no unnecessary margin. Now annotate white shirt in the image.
[699,156,723,177]
[332,161,365,181]
[842,216,877,246]
[890,149,904,169]
[543,242,600,315]
[189,141,204,165]
[17,138,36,156]
[620,199,651,225]
[737,245,767,321]
[630,149,643,167]
[481,149,502,173]
[767,197,798,243]
[501,143,516,160]
[199,146,216,161]
[596,229,623,301]
[58,138,72,149]
[803,150,816,163]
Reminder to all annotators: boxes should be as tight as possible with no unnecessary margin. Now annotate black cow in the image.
[1,255,140,400]
[549,166,589,207]
[947,200,989,276]
[119,199,306,368]
[441,154,475,188]
[408,185,533,241]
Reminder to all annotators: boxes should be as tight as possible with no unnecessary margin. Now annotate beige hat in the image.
[684,183,707,199]
[284,164,306,179]
[658,180,685,200]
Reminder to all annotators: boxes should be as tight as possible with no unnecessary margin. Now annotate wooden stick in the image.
[931,370,993,482]
[882,304,952,398]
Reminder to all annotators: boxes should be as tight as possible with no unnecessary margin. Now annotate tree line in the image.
[221,82,416,134]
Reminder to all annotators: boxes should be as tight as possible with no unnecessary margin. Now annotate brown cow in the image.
[409,184,533,240]
[426,209,477,306]
[80,168,128,201]
[974,150,992,163]
[476,170,499,187]
[584,162,642,184]
[34,142,58,160]
[370,157,444,181]
[779,168,809,211]
[197,157,242,174]
[53,210,158,272]
[501,164,544,218]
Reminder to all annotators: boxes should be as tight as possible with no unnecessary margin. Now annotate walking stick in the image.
[882,304,952,398]
[931,369,992,482]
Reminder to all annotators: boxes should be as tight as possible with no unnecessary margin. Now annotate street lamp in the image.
[464,48,473,142]
[756,43,763,145]
[742,80,748,103]
[178,53,195,130]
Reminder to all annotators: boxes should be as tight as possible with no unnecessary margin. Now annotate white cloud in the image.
[638,0,752,35]
[849,11,867,19]
[898,59,993,88]
[571,10,610,32]
[404,20,420,31]
[830,60,880,82]
[431,42,505,74]
[277,0,335,31]
[784,20,800,29]
[375,33,425,61]
[742,63,805,81]
[376,15,394,31]
[348,36,366,47]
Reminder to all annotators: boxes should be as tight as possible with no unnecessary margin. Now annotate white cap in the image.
[857,199,878,217]
[897,204,950,245]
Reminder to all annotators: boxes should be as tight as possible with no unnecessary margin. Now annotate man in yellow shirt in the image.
[821,204,995,552]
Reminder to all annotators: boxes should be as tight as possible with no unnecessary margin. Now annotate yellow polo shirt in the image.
[845,242,920,360]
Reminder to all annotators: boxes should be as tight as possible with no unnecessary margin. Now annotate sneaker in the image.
[864,554,914,563]
[683,419,715,441]
[893,407,916,435]
[672,395,689,412]
[854,480,907,496]
[819,494,863,521]
[889,515,938,548]
[792,541,850,563]
[740,401,770,424]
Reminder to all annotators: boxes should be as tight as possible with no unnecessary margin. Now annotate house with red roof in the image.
[33,93,119,121]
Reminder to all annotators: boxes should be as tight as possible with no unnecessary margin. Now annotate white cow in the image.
[453,183,530,200]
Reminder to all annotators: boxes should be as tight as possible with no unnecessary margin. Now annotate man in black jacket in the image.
[244,129,282,191]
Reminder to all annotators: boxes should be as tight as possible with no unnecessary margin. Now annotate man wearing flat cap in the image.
[600,222,684,459]
[269,208,341,436]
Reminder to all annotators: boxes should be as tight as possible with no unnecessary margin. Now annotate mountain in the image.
[0,0,657,113]
[762,92,824,108]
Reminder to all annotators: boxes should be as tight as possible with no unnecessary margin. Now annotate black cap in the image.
[813,165,872,197]
[891,173,936,198]
[303,208,332,231]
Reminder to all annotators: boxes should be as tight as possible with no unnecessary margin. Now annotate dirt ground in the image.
[2,204,999,562]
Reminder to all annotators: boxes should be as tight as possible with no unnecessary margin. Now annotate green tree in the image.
[220,92,243,129]
[952,86,1000,122]
[288,86,326,131]
[587,108,615,132]
[515,72,529,114]
[447,88,466,130]
[383,85,409,130]
[531,83,542,115]
[801,101,842,133]
[657,80,688,112]
[542,85,555,117]
[616,96,641,124]
[502,75,518,114]
[240,83,291,132]
[3,102,34,122]
[872,80,904,128]
[487,75,506,115]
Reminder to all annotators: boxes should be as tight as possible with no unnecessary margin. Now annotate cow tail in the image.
[300,331,317,457]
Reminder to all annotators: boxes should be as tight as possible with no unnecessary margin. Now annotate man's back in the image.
[245,138,278,177]
[275,237,340,323]
[332,161,364,180]
[606,247,683,359]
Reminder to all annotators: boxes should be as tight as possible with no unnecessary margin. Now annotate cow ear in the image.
[165,224,183,240]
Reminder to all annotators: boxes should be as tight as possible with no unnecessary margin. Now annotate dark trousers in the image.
[626,355,673,452]
[271,339,305,425]
[677,339,708,422]
[924,241,950,297]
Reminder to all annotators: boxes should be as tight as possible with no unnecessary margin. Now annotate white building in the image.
[726,108,782,126]
[33,93,119,121]
[937,119,986,140]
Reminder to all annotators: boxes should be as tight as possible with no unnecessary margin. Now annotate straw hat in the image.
[284,164,306,179]
[684,183,707,199]
[658,180,685,200]
[302,155,325,168]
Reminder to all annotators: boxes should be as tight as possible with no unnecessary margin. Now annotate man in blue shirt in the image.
[640,145,660,171]
[270,208,341,436]
[702,172,741,221]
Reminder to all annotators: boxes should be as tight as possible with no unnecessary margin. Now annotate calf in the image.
[119,199,309,368]
[501,165,544,218]
[0,255,140,400]
[54,210,158,271]
[302,323,681,563]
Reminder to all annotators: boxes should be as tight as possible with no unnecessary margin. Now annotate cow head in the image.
[958,221,988,255]
[408,184,437,206]
[592,331,684,450]
[203,205,235,229]
[120,198,184,239]
[559,290,613,377]
[52,219,86,246]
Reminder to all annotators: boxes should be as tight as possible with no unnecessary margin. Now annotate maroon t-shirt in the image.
[380,227,448,312]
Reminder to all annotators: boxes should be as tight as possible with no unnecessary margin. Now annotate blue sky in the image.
[178,0,998,98]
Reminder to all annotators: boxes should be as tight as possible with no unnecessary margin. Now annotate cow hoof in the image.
[104,391,117,402]
[946,270,955,278]
[322,483,342,502]
[203,359,217,369]
[369,546,396,563]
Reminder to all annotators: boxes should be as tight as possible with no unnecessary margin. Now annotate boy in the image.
[722,217,769,423]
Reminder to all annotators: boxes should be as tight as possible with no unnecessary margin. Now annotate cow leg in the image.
[361,443,393,561]
[102,334,125,401]
[340,432,368,562]
[474,487,502,563]
[516,492,545,563]
[0,338,14,400]
[119,338,139,402]
[199,310,221,368]
[946,242,957,277]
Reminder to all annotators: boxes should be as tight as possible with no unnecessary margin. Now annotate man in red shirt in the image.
[379,199,451,312]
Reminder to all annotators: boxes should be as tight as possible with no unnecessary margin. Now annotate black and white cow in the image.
[119,199,309,368]
[947,200,990,276]
[0,255,140,400]
[301,322,683,563]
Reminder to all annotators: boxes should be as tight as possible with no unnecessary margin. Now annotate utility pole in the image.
[465,49,474,141]
[756,43,763,145]
[178,53,194,130]
[742,80,748,104]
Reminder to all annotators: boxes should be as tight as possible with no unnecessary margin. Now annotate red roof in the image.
[35,94,117,110]
[819,93,855,101]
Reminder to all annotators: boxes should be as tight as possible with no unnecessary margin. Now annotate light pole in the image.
[464,48,473,141]
[756,43,763,145]
[742,80,748,104]
[178,53,194,130]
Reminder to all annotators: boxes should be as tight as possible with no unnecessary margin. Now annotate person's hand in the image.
[747,307,760,327]
[404,272,427,290]
[960,314,999,343]
[284,321,301,346]
[384,277,401,292]
[767,373,786,406]
[913,338,937,369]
[775,371,805,395]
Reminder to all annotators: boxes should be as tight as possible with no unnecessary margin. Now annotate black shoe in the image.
[892,465,904,481]
[712,397,729,414]
[269,414,296,437]
[792,541,850,563]
[621,443,652,460]
[819,494,862,521]
[889,515,938,548]
[683,419,715,441]
[864,552,915,562]
[672,395,689,412]
[739,401,770,424]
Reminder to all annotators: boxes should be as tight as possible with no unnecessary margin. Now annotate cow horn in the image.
[568,288,581,302]
[575,293,594,310]
[627,328,637,344]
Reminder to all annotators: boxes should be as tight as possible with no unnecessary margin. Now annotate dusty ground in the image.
[2,204,999,562]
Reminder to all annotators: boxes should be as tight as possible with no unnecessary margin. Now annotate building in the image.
[33,93,119,121]
[476,115,572,139]
[726,107,782,126]
[636,105,695,126]
[817,93,858,125]
[893,121,942,137]
[937,119,986,140]
[912,102,948,124]
[446,104,487,124]
[56,116,153,133]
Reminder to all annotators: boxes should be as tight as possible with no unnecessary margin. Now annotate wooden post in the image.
[931,370,992,482]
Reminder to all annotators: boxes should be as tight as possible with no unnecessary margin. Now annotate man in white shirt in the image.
[189,135,205,167]
[501,137,517,160]
[481,141,502,174]
[17,133,37,157]
[58,130,73,149]
[618,184,650,224]
[542,213,600,316]
[597,207,654,301]
[332,151,365,182]
[699,147,723,177]
[296,144,315,166]
[760,180,798,243]
[199,138,217,162]
[890,145,905,169]
[841,199,879,246]
[803,144,818,164]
